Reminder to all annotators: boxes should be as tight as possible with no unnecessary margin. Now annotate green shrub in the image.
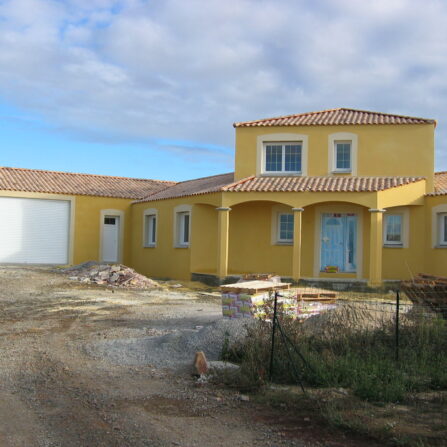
[223,303,447,403]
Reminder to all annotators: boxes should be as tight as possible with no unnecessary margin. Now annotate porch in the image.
[190,199,389,288]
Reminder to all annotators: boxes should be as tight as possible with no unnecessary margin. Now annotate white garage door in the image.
[0,197,70,264]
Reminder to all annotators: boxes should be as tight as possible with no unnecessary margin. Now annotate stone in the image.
[207,361,240,373]
[239,394,250,402]
[110,273,119,282]
[99,271,109,280]
[110,265,121,272]
[193,351,208,376]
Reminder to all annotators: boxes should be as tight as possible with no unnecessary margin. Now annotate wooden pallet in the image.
[401,273,447,319]
[221,280,290,294]
[293,288,338,302]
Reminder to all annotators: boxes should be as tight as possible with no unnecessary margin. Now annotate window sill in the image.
[174,244,190,249]
[143,244,156,248]
[332,170,352,175]
[275,241,293,246]
[383,244,404,248]
[261,172,302,176]
[434,245,447,249]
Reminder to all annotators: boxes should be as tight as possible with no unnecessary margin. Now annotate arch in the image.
[224,192,378,209]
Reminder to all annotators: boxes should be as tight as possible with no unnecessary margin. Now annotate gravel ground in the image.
[86,318,250,369]
[0,266,380,447]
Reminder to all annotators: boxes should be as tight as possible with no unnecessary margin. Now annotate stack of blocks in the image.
[221,283,338,320]
[221,292,269,319]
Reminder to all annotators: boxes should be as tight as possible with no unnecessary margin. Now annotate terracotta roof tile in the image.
[136,172,234,203]
[137,173,424,202]
[427,171,447,196]
[223,176,424,193]
[234,108,436,128]
[0,167,174,199]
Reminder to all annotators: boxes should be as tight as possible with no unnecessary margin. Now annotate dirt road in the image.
[0,267,373,447]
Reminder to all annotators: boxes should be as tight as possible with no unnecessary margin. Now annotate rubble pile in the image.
[64,262,160,289]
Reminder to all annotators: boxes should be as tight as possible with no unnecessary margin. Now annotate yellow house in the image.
[1,108,447,288]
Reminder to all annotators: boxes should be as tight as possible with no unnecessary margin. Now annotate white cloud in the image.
[0,0,446,168]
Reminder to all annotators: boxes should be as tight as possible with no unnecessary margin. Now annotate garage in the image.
[0,197,70,264]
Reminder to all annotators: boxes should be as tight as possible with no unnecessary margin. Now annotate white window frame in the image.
[439,213,447,246]
[257,133,308,177]
[263,142,303,175]
[143,208,158,247]
[383,213,403,246]
[173,204,192,248]
[271,205,294,245]
[178,212,190,246]
[382,207,410,248]
[277,213,294,243]
[328,132,358,175]
[334,140,352,173]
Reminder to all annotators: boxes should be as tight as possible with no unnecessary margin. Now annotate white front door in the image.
[101,216,120,262]
[320,213,357,273]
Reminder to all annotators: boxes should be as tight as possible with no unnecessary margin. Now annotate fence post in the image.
[269,291,279,381]
[395,290,400,362]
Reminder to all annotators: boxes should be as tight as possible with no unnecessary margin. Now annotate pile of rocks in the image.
[64,262,159,289]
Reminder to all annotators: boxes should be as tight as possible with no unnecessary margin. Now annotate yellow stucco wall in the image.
[424,195,447,277]
[0,190,134,266]
[130,194,221,280]
[73,195,134,265]
[234,124,435,192]
[382,205,426,280]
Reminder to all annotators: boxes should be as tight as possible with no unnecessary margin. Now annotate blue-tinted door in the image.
[321,213,357,272]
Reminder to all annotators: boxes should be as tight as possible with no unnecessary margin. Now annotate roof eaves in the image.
[221,175,255,191]
[0,166,174,184]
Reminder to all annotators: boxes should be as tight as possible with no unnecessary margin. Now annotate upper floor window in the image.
[264,142,302,174]
[384,214,402,246]
[278,213,294,243]
[439,213,447,246]
[328,132,357,175]
[334,141,352,172]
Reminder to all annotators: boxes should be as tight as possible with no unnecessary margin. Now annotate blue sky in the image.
[0,0,446,181]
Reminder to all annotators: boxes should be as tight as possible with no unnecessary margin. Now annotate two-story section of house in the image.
[130,108,446,287]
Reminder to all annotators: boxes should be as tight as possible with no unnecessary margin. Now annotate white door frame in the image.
[313,204,364,279]
[99,209,125,263]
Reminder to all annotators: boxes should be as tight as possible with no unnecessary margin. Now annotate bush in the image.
[222,302,447,403]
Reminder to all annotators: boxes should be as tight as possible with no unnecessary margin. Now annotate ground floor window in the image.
[177,211,190,247]
[384,214,403,246]
[144,214,157,247]
[439,213,447,246]
[278,213,294,243]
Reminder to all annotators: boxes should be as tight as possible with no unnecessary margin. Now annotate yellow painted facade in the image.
[2,113,446,287]
[128,119,446,286]
[234,124,435,191]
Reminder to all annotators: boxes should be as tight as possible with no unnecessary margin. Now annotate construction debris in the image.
[401,273,447,319]
[63,262,160,289]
